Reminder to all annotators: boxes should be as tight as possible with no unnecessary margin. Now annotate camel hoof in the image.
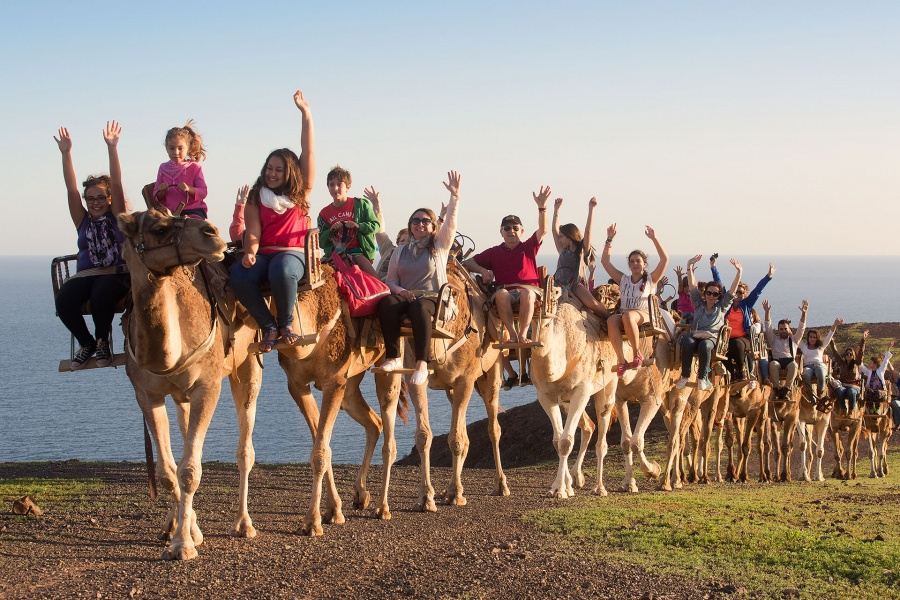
[620,480,639,494]
[547,488,567,499]
[353,490,371,510]
[190,522,203,547]
[591,486,608,497]
[322,508,345,525]
[659,481,673,492]
[645,461,661,479]
[230,518,258,539]
[374,506,392,521]
[162,543,198,561]
[298,520,324,537]
[869,472,877,479]
[574,473,586,489]
[414,498,437,513]
[674,479,683,490]
[157,530,173,542]
[493,479,511,497]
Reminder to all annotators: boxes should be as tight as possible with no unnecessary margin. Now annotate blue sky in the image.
[2,1,898,257]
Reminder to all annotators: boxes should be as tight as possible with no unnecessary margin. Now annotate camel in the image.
[796,385,834,481]
[862,394,893,478]
[615,310,679,492]
[371,261,510,519]
[718,378,771,483]
[767,383,802,482]
[118,209,263,560]
[530,299,619,498]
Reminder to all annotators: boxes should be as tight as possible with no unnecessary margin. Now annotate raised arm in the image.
[600,223,625,282]
[582,196,596,264]
[675,265,685,294]
[745,262,775,308]
[877,342,895,376]
[792,300,808,344]
[102,121,127,216]
[533,185,550,244]
[685,254,702,292]
[294,89,315,195]
[762,299,772,333]
[54,127,86,227]
[710,254,722,286]
[728,258,743,295]
[821,317,842,348]
[645,226,668,285]
[434,170,460,251]
[858,329,869,365]
[550,197,564,253]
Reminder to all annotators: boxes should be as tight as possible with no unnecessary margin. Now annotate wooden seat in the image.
[492,266,555,350]
[635,294,667,338]
[713,325,731,363]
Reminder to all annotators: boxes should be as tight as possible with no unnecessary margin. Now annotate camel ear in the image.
[117,212,139,238]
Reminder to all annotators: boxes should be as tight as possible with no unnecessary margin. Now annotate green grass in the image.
[0,477,104,506]
[525,449,900,599]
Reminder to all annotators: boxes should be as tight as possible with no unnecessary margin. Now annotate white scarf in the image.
[407,237,432,258]
[259,187,295,214]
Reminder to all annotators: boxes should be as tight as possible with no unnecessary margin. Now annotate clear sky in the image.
[3,1,898,257]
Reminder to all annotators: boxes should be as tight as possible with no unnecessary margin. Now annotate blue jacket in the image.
[711,265,772,336]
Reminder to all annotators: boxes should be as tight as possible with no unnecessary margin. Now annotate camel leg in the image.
[374,371,401,520]
[868,432,878,478]
[713,424,724,483]
[410,377,437,513]
[812,419,828,481]
[137,394,179,542]
[695,393,720,484]
[573,411,596,489]
[162,380,221,560]
[831,427,846,480]
[591,391,615,497]
[536,389,566,497]
[443,379,475,506]
[725,419,737,482]
[300,381,346,537]
[227,355,262,539]
[475,363,509,497]
[848,425,861,480]
[660,392,687,491]
[631,397,662,480]
[617,400,638,493]
[341,372,383,510]
[542,385,591,499]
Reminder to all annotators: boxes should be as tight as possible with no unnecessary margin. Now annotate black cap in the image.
[501,215,522,227]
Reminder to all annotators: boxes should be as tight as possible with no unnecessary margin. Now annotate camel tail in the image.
[143,418,157,500]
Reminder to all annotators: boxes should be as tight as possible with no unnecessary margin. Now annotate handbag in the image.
[331,251,390,317]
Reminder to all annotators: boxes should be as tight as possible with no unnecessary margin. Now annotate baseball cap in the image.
[500,215,522,227]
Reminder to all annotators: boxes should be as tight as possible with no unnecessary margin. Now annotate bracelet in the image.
[438,217,444,223]
[605,237,613,244]
[538,207,547,212]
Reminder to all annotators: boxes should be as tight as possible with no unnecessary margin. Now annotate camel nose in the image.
[201,222,219,236]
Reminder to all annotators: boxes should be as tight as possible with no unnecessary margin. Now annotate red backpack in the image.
[331,251,390,317]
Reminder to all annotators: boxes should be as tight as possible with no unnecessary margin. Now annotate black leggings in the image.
[726,336,752,379]
[55,274,130,347]
[377,294,438,362]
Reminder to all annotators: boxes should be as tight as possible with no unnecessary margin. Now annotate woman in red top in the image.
[229,90,316,352]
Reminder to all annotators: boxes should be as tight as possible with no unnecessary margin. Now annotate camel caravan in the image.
[50,96,898,560]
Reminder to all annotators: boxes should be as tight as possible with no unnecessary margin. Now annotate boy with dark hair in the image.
[317,165,380,277]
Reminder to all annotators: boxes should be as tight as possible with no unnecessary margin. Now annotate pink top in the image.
[677,290,694,314]
[153,160,208,217]
[258,203,310,254]
[230,203,245,242]
[472,232,542,287]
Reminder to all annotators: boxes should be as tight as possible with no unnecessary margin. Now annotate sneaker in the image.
[698,377,710,391]
[95,339,112,367]
[521,373,532,386]
[380,357,403,372]
[71,341,97,370]
[503,375,519,391]
[631,353,644,369]
[676,377,689,390]
[748,381,757,390]
[409,367,428,386]
[616,362,628,377]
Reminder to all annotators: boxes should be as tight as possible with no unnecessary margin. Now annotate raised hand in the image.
[833,317,844,328]
[606,223,617,240]
[363,186,380,212]
[730,258,742,271]
[800,299,809,312]
[236,185,250,206]
[644,225,657,240]
[675,265,684,277]
[533,185,551,207]
[102,121,121,146]
[863,329,870,339]
[54,127,72,153]
[554,197,564,210]
[293,89,310,113]
[768,262,776,277]
[762,299,771,313]
[443,170,461,196]
[588,196,598,209]
[687,254,702,266]
[658,275,670,289]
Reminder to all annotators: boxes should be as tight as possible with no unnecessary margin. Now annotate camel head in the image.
[118,209,226,276]
[592,283,620,312]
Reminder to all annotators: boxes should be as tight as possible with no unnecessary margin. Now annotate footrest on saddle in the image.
[399,325,455,340]
[492,341,544,350]
[370,367,435,376]
[247,334,318,354]
[59,354,127,372]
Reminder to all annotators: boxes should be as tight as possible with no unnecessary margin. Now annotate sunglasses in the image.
[704,290,721,297]
[502,225,520,232]
[410,217,432,226]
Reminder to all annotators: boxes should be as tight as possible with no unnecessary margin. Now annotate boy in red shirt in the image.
[317,165,380,277]
[465,186,551,343]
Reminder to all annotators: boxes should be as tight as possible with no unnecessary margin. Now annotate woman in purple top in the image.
[53,122,130,369]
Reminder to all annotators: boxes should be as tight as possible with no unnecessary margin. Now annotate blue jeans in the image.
[890,398,900,426]
[802,363,828,395]
[680,335,715,379]
[229,251,306,332]
[835,385,861,411]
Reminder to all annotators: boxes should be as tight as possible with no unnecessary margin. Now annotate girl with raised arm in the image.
[53,122,130,369]
[551,196,607,317]
[799,317,843,402]
[229,90,316,352]
[600,224,669,376]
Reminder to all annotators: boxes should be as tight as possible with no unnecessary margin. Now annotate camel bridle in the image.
[130,211,189,281]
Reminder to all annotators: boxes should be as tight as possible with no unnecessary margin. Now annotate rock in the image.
[11,496,42,516]
[781,588,800,597]
[875,534,885,541]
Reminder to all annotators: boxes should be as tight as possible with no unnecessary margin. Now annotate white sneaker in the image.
[410,368,428,385]
[380,358,403,372]
[698,377,710,391]
[676,377,689,390]
[749,381,758,390]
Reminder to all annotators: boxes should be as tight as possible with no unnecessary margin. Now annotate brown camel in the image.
[371,261,509,518]
[797,385,833,481]
[767,381,802,482]
[118,209,262,560]
[717,378,771,483]
[862,391,893,478]
[530,299,619,498]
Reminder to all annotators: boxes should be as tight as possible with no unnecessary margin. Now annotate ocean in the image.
[1,254,897,464]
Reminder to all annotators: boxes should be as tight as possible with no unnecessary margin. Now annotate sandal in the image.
[279,326,301,346]
[258,329,278,353]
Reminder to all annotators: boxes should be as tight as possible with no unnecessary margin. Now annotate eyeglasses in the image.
[85,195,110,205]
[410,217,432,226]
[502,225,520,232]
[704,290,721,297]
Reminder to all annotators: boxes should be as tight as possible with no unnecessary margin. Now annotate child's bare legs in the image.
[622,310,646,363]
[351,253,379,279]
[607,313,626,365]
[573,284,610,318]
